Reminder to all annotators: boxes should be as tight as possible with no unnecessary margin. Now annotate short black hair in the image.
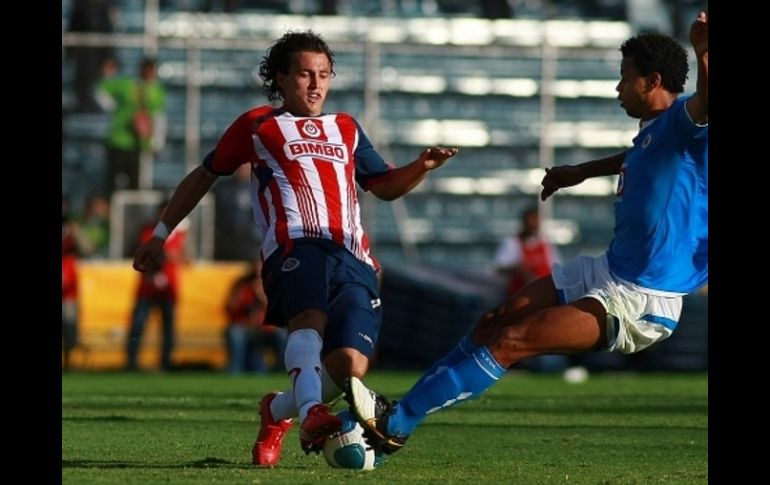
[620,33,688,93]
[258,30,335,101]
[140,57,157,71]
[521,206,539,219]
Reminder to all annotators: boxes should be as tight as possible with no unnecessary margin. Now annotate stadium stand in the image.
[63,4,641,259]
[62,1,707,371]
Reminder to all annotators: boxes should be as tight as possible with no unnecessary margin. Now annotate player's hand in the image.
[420,146,459,170]
[132,237,166,273]
[540,165,585,201]
[689,11,707,56]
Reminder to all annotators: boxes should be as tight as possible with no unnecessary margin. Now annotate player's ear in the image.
[646,72,662,91]
[276,71,287,92]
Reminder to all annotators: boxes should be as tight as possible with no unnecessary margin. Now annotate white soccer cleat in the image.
[344,377,408,455]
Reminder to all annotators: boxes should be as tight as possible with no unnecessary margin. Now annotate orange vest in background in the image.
[506,236,554,296]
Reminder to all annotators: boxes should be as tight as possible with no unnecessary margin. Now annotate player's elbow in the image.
[370,185,399,201]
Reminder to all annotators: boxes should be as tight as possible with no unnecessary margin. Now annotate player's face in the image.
[615,57,649,119]
[278,51,331,117]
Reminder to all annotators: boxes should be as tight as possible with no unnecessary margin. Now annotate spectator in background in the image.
[493,206,559,297]
[62,215,80,371]
[97,57,166,196]
[126,200,188,371]
[224,260,287,373]
[67,0,116,112]
[213,164,261,261]
[76,194,111,259]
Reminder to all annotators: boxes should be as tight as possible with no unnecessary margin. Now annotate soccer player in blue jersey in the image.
[347,11,708,455]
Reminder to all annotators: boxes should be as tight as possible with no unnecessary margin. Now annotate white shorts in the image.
[551,253,683,354]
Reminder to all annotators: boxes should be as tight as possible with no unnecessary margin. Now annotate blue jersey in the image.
[607,96,708,293]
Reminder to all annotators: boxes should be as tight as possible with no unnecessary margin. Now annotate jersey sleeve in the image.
[203,110,262,175]
[673,95,708,140]
[351,118,393,190]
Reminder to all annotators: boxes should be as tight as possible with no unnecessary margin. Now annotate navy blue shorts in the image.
[263,238,382,358]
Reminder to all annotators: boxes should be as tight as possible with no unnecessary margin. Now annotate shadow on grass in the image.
[64,457,248,470]
[448,394,707,415]
[421,421,707,431]
[61,401,256,412]
[62,457,316,470]
[62,415,139,422]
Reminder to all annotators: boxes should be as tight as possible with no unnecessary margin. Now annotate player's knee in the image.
[324,348,369,383]
[472,307,507,343]
[488,325,531,366]
[497,326,526,349]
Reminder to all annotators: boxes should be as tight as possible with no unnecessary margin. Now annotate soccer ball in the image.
[322,409,385,470]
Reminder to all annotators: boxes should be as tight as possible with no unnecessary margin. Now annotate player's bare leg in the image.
[348,283,607,455]
[411,275,561,388]
[472,275,561,345]
[485,296,607,367]
[324,347,369,388]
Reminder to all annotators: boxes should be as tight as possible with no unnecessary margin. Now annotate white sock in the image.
[284,328,323,422]
[268,391,295,422]
[268,364,342,421]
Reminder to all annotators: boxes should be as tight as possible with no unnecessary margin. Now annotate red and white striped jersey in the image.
[204,106,392,271]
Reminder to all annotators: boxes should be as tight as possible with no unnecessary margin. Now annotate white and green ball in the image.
[323,410,385,470]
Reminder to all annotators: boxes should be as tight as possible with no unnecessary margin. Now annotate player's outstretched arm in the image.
[370,146,459,201]
[686,11,708,124]
[132,165,219,272]
[540,151,626,201]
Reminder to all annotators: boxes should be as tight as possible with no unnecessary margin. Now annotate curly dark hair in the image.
[259,30,335,101]
[620,33,688,93]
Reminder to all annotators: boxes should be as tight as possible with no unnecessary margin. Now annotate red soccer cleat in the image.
[252,392,294,467]
[299,403,343,454]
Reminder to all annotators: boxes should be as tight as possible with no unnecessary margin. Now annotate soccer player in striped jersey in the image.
[132,30,458,466]
[347,12,708,455]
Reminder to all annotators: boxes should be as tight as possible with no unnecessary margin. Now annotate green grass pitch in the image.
[62,371,707,484]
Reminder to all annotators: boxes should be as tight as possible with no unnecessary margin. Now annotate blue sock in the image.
[387,346,506,436]
[411,335,479,389]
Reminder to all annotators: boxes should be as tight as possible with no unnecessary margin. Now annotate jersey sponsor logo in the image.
[281,257,301,272]
[285,140,348,164]
[370,298,381,309]
[300,119,321,138]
